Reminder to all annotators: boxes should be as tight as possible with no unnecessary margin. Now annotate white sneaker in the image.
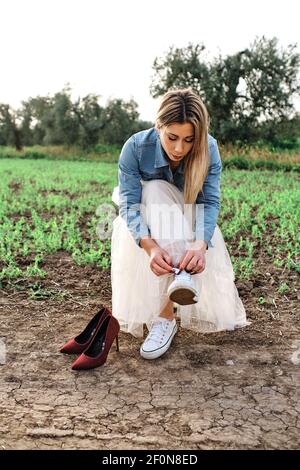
[167,270,199,305]
[140,318,177,360]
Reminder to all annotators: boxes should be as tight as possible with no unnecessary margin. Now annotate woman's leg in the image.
[141,180,193,320]
[141,180,193,267]
[159,300,175,320]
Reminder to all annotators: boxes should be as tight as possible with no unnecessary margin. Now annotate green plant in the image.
[278,282,289,295]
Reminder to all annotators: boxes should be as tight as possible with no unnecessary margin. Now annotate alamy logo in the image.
[95,198,205,242]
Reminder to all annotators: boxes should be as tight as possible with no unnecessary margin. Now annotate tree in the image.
[0,104,22,150]
[100,98,141,145]
[42,86,80,145]
[0,87,153,148]
[150,43,209,98]
[235,37,300,143]
[72,94,104,147]
[19,95,53,145]
[150,37,300,143]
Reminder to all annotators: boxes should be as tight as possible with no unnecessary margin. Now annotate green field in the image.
[0,158,299,289]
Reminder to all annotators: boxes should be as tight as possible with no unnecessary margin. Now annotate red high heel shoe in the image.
[71,314,120,370]
[60,306,112,354]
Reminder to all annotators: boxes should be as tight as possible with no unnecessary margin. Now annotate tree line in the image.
[0,36,299,150]
[0,89,153,150]
[150,36,300,146]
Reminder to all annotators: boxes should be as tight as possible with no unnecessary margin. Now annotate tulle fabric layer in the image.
[111,212,249,338]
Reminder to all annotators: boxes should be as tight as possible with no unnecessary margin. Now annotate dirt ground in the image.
[0,250,299,450]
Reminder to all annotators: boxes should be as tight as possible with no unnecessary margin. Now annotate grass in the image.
[0,156,299,286]
[0,159,118,285]
[220,142,300,165]
[1,142,300,170]
[220,170,300,278]
[0,144,121,163]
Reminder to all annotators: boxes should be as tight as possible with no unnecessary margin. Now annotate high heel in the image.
[71,314,120,370]
[60,306,112,354]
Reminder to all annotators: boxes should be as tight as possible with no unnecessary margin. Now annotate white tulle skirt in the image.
[111,181,249,338]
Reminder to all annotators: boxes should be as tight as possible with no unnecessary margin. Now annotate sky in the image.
[0,0,299,121]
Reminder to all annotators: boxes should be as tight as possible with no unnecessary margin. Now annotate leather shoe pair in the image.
[60,306,120,370]
[60,306,112,354]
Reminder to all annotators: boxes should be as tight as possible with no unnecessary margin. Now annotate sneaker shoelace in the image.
[177,270,191,281]
[148,321,169,344]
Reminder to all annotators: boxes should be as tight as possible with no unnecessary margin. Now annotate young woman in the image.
[111,88,248,360]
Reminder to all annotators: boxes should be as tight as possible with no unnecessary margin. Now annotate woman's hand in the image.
[179,240,207,275]
[149,246,173,277]
[140,237,173,277]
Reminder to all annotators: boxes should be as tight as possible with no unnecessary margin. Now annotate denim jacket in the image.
[118,127,222,248]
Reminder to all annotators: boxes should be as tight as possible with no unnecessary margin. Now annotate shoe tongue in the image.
[155,317,172,325]
[179,270,190,278]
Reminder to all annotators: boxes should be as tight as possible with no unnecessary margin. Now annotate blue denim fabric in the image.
[118,127,222,248]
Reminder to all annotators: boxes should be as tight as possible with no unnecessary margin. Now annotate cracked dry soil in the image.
[0,251,299,450]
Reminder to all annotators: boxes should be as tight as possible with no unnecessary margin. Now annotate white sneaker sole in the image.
[168,286,198,305]
[140,324,178,360]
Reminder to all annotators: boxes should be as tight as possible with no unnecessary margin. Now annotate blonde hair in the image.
[156,88,210,203]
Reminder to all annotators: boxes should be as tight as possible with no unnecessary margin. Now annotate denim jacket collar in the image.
[154,134,169,169]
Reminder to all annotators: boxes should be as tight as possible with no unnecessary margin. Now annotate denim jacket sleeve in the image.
[195,138,222,248]
[118,135,151,246]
